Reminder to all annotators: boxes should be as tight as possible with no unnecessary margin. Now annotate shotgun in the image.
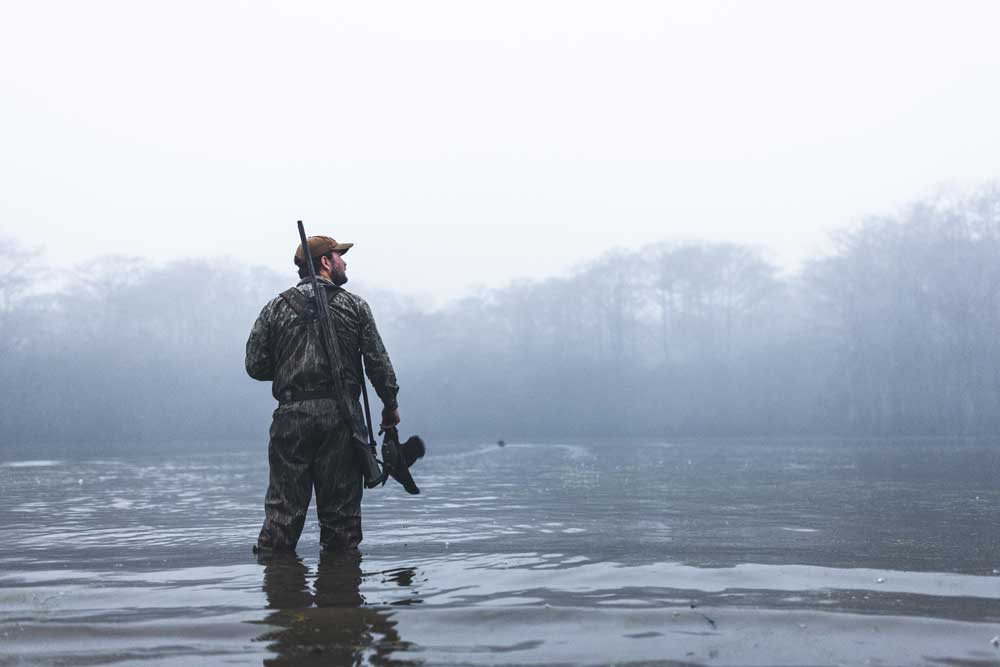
[296,220,384,488]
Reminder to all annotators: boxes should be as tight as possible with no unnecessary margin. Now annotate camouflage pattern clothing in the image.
[246,278,398,411]
[246,277,398,551]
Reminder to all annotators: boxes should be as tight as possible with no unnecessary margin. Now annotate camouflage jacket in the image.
[245,277,399,412]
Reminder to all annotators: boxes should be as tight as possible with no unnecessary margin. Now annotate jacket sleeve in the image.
[358,298,399,410]
[245,300,276,381]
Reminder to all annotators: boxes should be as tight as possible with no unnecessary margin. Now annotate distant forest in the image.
[4,187,1000,446]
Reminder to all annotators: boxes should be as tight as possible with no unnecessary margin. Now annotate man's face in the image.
[325,251,348,286]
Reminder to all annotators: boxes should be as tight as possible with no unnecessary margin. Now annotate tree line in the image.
[3,186,1000,447]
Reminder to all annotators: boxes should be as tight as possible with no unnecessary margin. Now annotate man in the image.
[245,235,400,553]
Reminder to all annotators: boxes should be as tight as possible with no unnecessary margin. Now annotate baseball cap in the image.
[293,235,353,266]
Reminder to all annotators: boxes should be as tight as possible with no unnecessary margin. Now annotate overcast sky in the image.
[2,1,999,303]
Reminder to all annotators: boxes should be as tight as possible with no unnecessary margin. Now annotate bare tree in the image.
[0,236,43,353]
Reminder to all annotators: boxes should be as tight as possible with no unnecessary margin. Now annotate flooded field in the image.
[1,438,999,666]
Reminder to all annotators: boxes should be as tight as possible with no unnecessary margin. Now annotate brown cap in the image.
[294,235,353,266]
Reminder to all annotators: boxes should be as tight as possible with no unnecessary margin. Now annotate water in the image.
[1,438,999,666]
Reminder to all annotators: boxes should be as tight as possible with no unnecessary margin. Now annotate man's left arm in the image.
[357,298,400,426]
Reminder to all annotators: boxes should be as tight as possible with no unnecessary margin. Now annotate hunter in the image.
[245,235,400,553]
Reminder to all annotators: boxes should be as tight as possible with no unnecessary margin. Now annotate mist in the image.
[4,187,1000,450]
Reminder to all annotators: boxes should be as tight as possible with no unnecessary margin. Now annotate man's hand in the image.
[380,407,400,430]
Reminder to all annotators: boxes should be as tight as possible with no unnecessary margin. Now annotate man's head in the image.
[295,235,352,285]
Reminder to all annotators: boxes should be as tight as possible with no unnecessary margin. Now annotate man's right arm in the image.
[245,300,276,381]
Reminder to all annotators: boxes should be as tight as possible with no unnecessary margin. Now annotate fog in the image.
[4,2,1000,301]
[3,187,1000,449]
[3,2,1000,447]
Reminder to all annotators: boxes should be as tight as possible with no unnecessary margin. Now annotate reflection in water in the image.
[257,551,421,666]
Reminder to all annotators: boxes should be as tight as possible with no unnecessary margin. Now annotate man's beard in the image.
[331,270,348,286]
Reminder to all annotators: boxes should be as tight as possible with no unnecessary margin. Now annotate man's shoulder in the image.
[335,288,369,309]
[260,288,300,319]
[273,284,370,315]
[261,293,284,312]
[284,279,362,303]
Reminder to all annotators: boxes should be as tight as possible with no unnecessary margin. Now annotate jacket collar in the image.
[297,276,336,288]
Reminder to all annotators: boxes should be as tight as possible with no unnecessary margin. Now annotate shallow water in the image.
[1,438,999,666]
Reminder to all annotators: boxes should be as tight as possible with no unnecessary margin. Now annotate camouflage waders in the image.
[256,398,363,552]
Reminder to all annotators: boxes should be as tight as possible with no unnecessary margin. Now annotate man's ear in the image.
[319,254,332,274]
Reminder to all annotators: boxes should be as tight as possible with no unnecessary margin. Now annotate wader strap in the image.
[279,287,314,320]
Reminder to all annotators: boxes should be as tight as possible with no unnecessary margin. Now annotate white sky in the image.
[2,1,999,303]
